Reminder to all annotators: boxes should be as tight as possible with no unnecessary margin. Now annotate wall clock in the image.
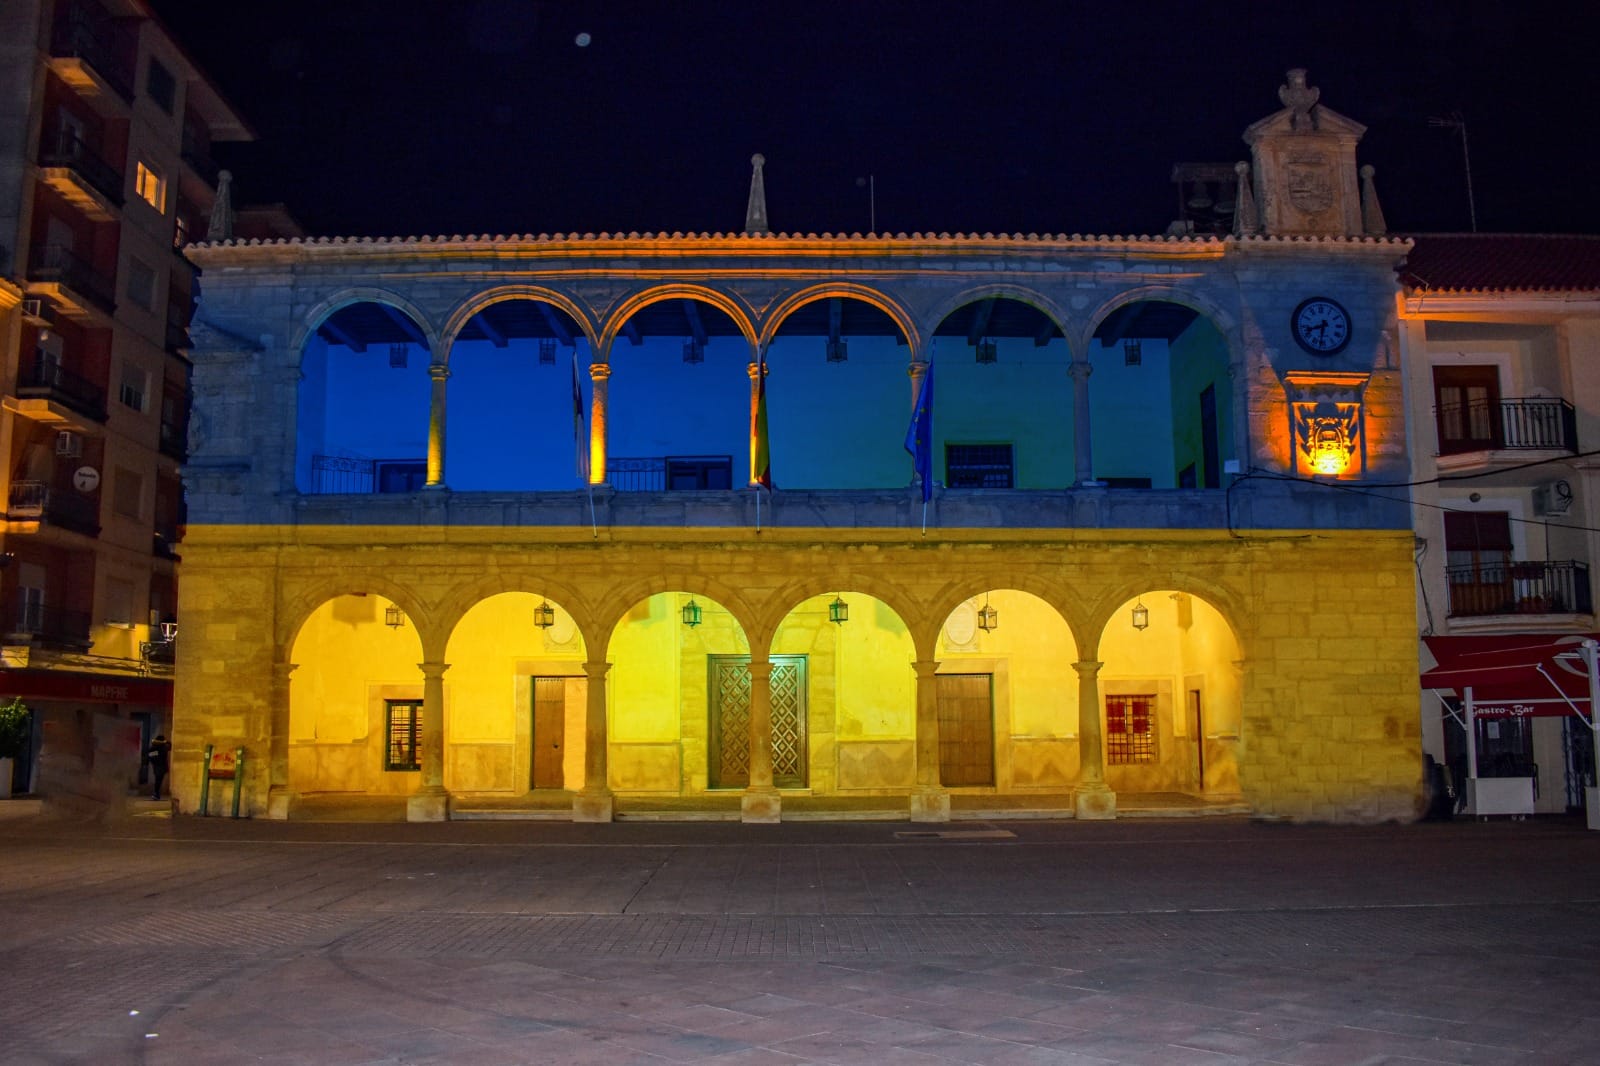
[1291,296,1351,355]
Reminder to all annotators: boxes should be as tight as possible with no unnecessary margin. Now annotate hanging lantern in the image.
[1130,598,1149,631]
[681,596,703,627]
[533,599,555,629]
[384,604,405,629]
[828,595,849,624]
[977,596,998,632]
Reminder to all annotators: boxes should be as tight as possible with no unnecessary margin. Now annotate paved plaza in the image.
[0,811,1597,1065]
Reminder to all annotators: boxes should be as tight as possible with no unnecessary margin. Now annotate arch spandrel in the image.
[290,288,443,364]
[278,580,439,662]
[919,579,1085,665]
[755,575,926,661]
[922,285,1079,359]
[600,285,760,354]
[432,574,596,655]
[437,286,601,356]
[756,283,921,355]
[1087,574,1251,657]
[1079,284,1241,357]
[592,575,761,654]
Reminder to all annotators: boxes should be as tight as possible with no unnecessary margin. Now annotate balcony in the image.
[13,351,109,424]
[158,418,187,461]
[1446,560,1593,618]
[7,596,92,649]
[47,3,136,109]
[309,455,427,494]
[1436,397,1578,456]
[164,302,193,353]
[7,481,101,537]
[37,131,124,221]
[611,456,734,491]
[27,245,116,322]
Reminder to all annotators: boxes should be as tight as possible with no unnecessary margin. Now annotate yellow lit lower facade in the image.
[171,524,1422,824]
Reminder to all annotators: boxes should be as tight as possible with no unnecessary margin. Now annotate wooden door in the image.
[709,655,807,789]
[531,677,565,789]
[937,673,995,787]
[1433,365,1501,453]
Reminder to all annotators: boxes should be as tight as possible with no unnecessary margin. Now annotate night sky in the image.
[145,0,1600,240]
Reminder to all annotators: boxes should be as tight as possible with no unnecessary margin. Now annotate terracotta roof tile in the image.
[1401,234,1600,293]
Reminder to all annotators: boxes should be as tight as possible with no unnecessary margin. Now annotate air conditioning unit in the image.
[1533,479,1574,517]
[55,430,82,458]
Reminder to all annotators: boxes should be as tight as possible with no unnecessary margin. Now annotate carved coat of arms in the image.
[1286,158,1334,215]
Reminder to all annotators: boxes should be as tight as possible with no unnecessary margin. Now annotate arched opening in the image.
[1089,300,1232,490]
[296,301,432,494]
[443,592,588,793]
[930,297,1071,489]
[771,591,916,794]
[1101,590,1242,796]
[608,297,750,492]
[445,299,591,491]
[763,295,912,489]
[604,591,749,792]
[287,593,424,795]
[936,589,1077,790]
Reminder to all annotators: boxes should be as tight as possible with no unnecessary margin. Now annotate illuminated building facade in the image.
[175,71,1424,824]
[0,0,251,800]
[1400,237,1600,816]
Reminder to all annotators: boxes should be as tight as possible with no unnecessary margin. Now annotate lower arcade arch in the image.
[1100,589,1243,795]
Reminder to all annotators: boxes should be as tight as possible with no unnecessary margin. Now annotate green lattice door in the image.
[709,655,807,789]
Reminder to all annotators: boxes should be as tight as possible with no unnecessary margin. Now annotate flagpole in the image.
[588,481,597,539]
[755,483,762,533]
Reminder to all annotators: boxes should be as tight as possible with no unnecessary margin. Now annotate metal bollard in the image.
[198,743,214,816]
[230,747,245,819]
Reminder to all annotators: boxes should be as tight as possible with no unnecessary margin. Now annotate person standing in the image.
[147,734,171,801]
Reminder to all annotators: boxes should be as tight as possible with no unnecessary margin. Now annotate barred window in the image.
[385,700,423,771]
[946,443,1013,488]
[1105,695,1156,764]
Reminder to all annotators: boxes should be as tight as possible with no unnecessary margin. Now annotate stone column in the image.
[1073,658,1116,819]
[908,359,928,411]
[574,660,614,821]
[407,660,450,821]
[746,356,768,487]
[910,658,950,822]
[1068,359,1095,485]
[589,362,611,485]
[265,660,297,820]
[742,657,781,823]
[425,363,450,488]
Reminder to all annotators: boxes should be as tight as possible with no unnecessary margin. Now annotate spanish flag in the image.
[751,347,772,488]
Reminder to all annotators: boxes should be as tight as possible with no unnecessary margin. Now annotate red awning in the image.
[1421,634,1596,714]
[0,669,173,706]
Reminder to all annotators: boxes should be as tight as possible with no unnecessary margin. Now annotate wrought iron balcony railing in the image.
[308,455,429,494]
[8,595,92,647]
[1445,559,1593,618]
[38,130,124,205]
[16,351,109,422]
[48,2,136,101]
[8,480,101,537]
[1436,397,1578,455]
[27,244,116,313]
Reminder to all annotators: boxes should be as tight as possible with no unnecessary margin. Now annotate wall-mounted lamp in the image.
[1123,339,1142,366]
[539,337,557,365]
[826,339,848,363]
[1130,598,1149,631]
[682,338,704,364]
[159,621,178,641]
[977,595,998,632]
[388,343,408,369]
[975,338,997,364]
[828,595,849,624]
[681,597,703,627]
[384,604,405,629]
[533,599,555,629]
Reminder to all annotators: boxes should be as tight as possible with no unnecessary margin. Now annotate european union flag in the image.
[904,361,933,502]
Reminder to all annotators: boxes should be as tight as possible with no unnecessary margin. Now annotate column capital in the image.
[908,359,929,377]
[418,660,451,680]
[1071,659,1104,678]
[272,660,299,681]
[746,658,773,679]
[1068,360,1093,382]
[589,362,612,382]
[746,360,769,381]
[912,659,941,680]
[428,363,451,383]
[583,660,612,680]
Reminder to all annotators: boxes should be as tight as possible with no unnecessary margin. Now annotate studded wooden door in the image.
[709,655,807,789]
[530,677,565,789]
[936,673,995,787]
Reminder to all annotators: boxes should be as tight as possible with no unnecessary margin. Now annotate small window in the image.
[146,59,176,113]
[666,456,732,490]
[120,363,149,411]
[17,586,45,633]
[946,444,1014,488]
[105,577,135,627]
[1106,695,1157,765]
[127,257,156,310]
[113,467,143,520]
[385,700,423,771]
[173,212,190,249]
[134,160,165,212]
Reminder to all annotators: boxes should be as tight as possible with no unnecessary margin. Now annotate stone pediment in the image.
[1243,104,1367,146]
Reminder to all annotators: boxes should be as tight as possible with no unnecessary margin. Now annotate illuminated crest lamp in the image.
[384,604,405,629]
[1311,427,1349,476]
[533,599,555,629]
[828,595,849,624]
[977,595,998,632]
[1130,598,1150,631]
[681,596,703,627]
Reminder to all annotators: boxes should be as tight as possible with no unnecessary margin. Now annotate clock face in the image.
[1291,297,1351,355]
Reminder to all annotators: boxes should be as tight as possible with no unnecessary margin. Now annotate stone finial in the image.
[1359,164,1387,235]
[1278,68,1320,130]
[208,169,235,241]
[1232,161,1260,235]
[744,153,769,235]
